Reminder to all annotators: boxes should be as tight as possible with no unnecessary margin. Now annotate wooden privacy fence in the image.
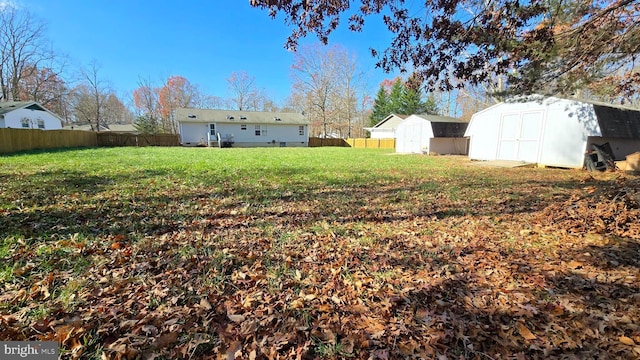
[96,133,180,147]
[1,129,181,154]
[308,137,350,147]
[0,128,98,154]
[346,138,396,149]
[308,137,396,149]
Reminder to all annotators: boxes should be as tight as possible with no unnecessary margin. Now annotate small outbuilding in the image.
[364,113,408,139]
[395,114,469,154]
[464,95,640,168]
[0,101,63,130]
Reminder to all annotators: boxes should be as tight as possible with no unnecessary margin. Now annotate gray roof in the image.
[411,113,468,137]
[0,101,44,115]
[371,113,408,128]
[593,104,640,139]
[412,113,468,123]
[431,122,468,137]
[175,108,309,125]
[107,124,138,133]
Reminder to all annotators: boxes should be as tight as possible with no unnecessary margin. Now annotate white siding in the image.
[180,122,210,145]
[180,121,308,147]
[2,108,62,130]
[466,97,603,168]
[369,128,396,139]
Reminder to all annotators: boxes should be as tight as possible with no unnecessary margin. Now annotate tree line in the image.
[0,5,387,137]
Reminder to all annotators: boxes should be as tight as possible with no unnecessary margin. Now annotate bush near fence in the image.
[0,128,180,154]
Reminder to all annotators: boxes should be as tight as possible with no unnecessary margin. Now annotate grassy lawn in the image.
[1,147,639,359]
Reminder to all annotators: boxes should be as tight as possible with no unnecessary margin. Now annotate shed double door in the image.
[497,111,544,162]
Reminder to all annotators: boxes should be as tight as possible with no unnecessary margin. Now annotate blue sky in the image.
[22,0,399,107]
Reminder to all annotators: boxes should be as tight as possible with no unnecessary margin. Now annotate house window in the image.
[37,119,45,129]
[254,125,268,136]
[241,124,247,130]
[298,126,304,136]
[21,118,29,128]
[209,124,216,136]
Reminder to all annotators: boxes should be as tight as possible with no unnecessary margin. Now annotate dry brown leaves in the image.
[1,170,640,359]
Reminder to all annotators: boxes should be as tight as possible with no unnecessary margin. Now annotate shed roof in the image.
[412,113,467,124]
[593,105,640,139]
[176,108,309,125]
[408,113,468,137]
[431,122,468,137]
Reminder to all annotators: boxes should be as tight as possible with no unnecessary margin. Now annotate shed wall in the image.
[587,137,640,160]
[430,138,469,155]
[396,117,434,153]
[467,98,602,168]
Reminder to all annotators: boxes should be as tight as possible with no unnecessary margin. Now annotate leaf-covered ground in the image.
[1,147,639,359]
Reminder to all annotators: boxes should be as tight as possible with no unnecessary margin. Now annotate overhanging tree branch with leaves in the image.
[251,0,640,99]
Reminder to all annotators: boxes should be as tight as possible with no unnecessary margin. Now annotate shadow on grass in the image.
[0,146,98,157]
[2,161,640,359]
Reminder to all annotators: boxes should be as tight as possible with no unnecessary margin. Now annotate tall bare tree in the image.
[226,71,259,111]
[0,6,55,101]
[291,43,365,138]
[103,93,133,125]
[132,77,160,133]
[71,61,109,131]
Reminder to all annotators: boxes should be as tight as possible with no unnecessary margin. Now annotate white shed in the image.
[0,101,63,130]
[464,96,640,168]
[396,114,469,154]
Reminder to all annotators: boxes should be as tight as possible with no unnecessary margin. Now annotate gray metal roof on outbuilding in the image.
[412,113,469,137]
[593,105,640,139]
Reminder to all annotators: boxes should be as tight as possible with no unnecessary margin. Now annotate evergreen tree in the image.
[369,85,390,127]
[400,86,422,114]
[400,74,438,115]
[387,78,404,114]
[134,115,159,135]
[423,93,439,115]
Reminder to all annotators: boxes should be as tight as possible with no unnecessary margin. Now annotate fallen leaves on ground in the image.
[1,155,639,359]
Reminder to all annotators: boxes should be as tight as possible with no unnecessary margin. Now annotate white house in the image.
[464,95,640,168]
[0,101,63,130]
[396,114,469,154]
[364,114,408,139]
[176,108,310,147]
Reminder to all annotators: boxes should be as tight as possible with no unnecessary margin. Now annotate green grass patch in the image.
[1,146,632,359]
